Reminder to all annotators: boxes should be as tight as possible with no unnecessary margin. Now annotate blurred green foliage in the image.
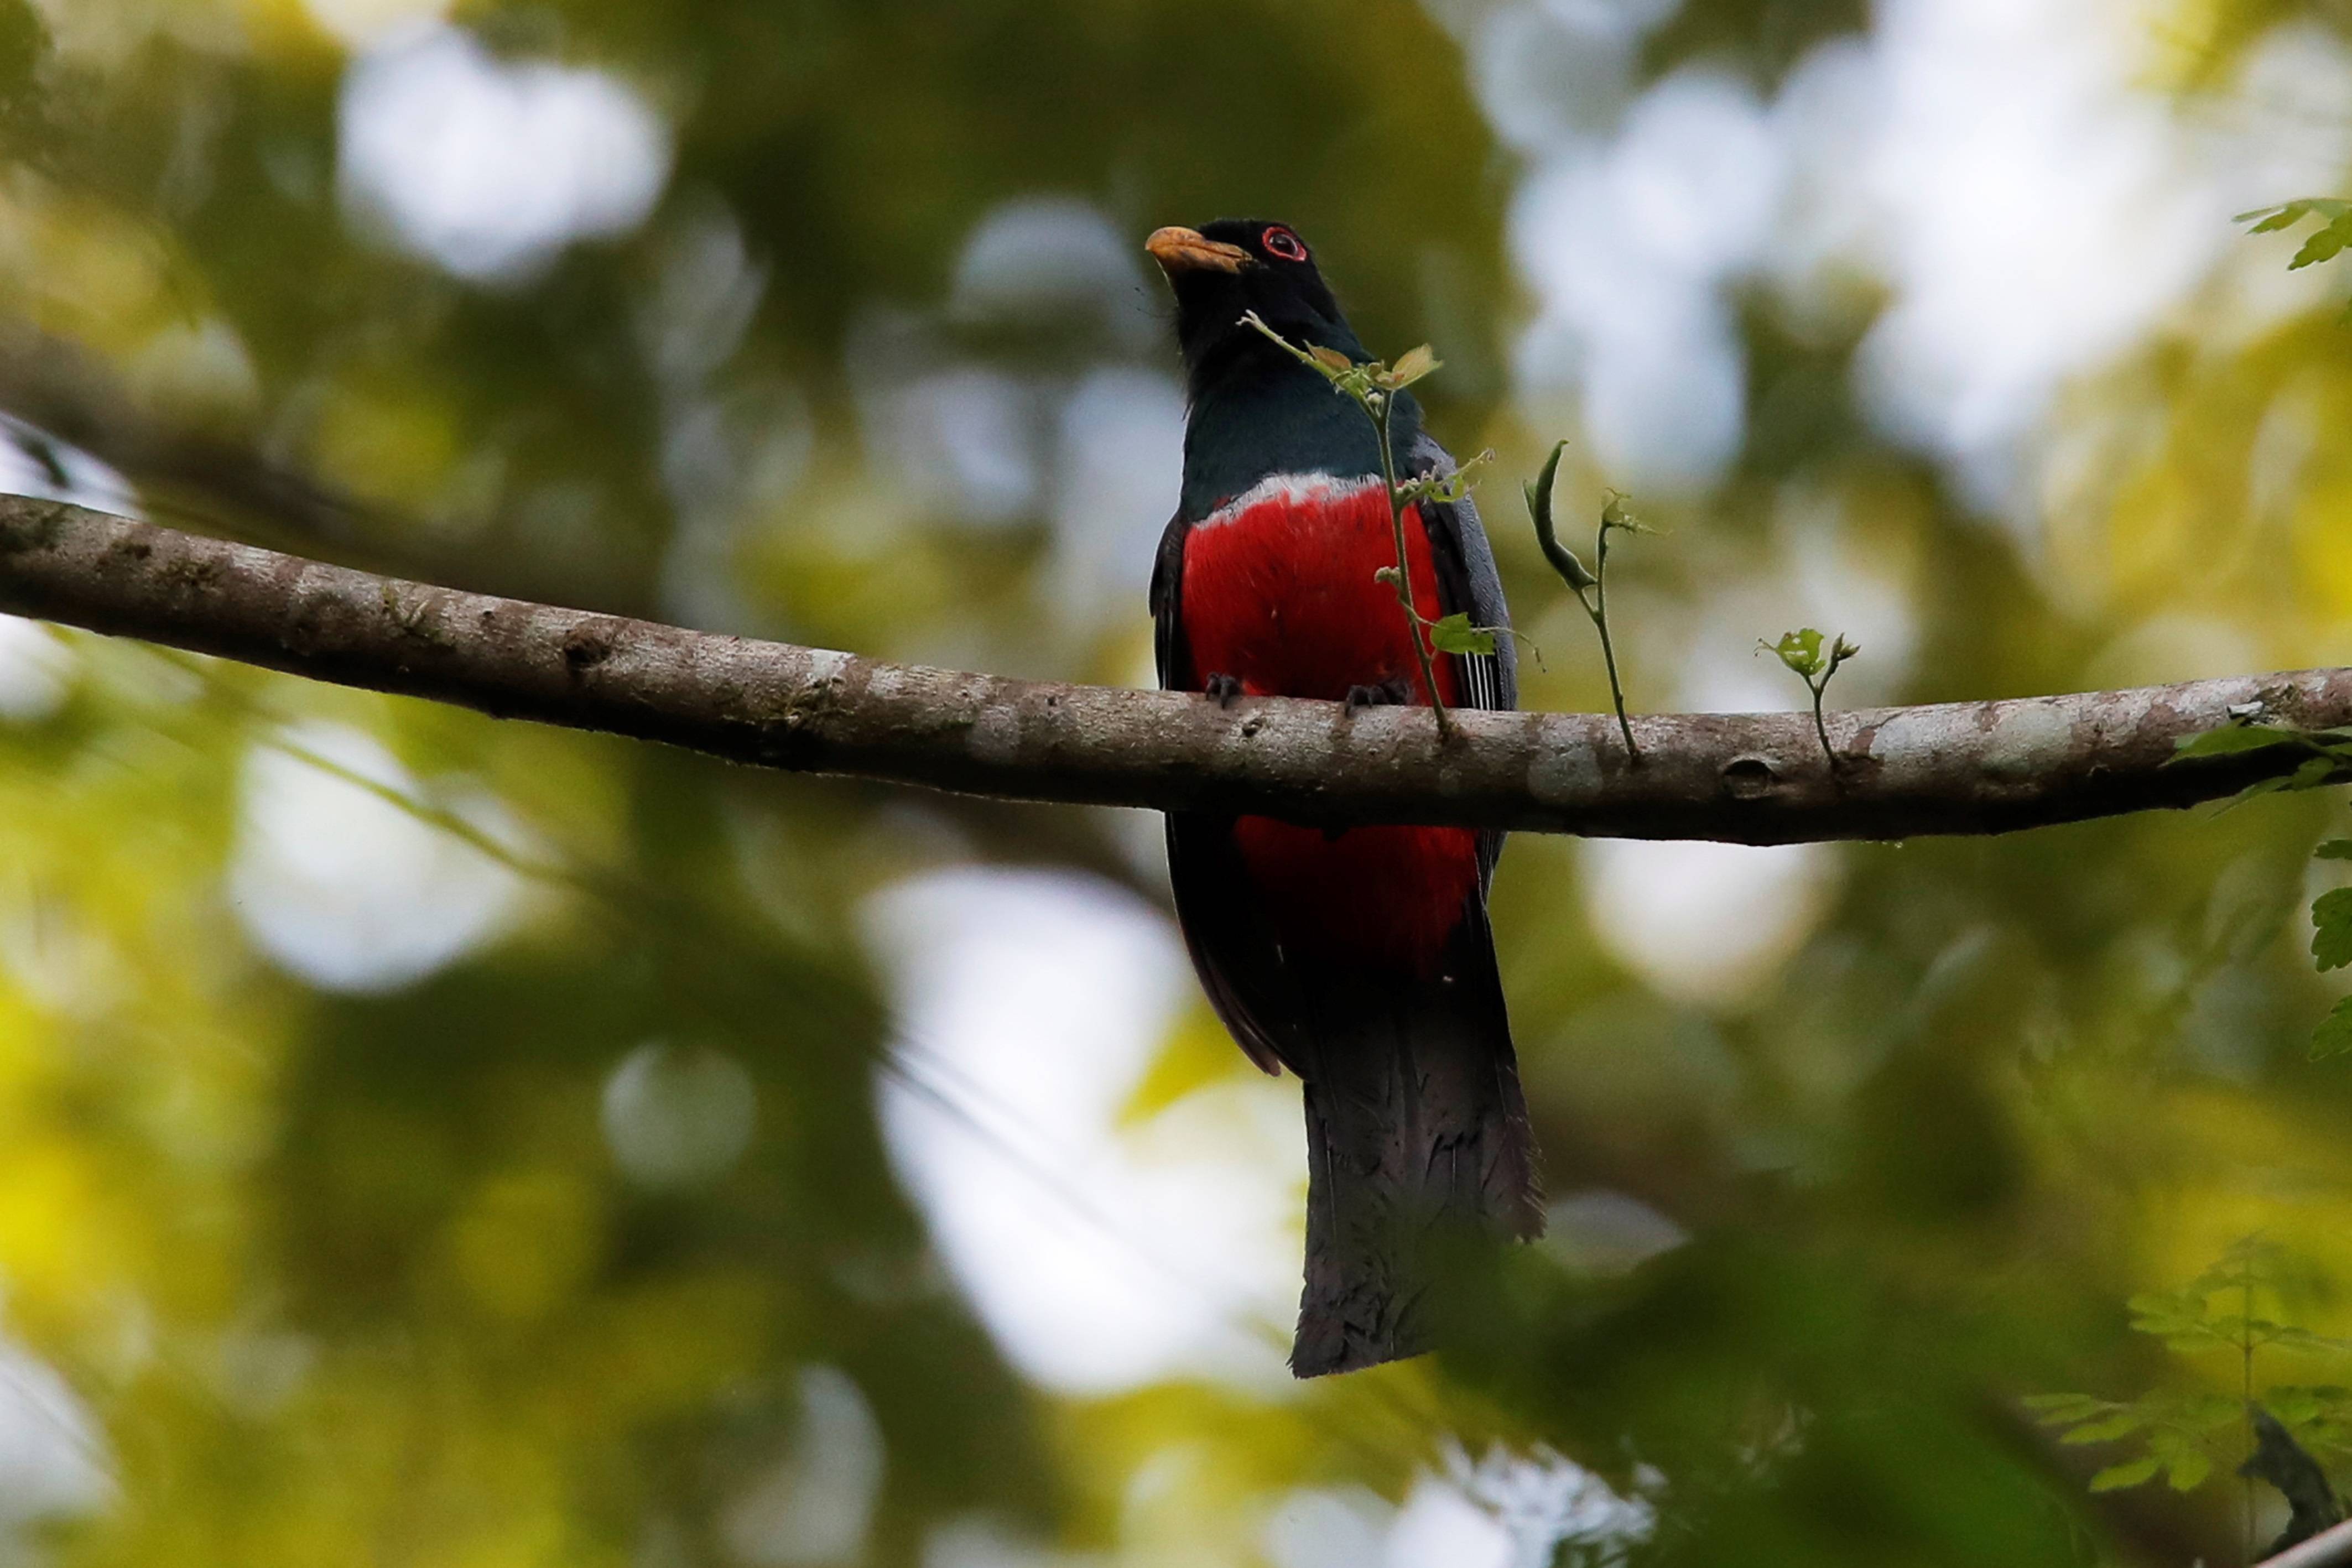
[4,0,2352,1565]
[2031,1239,2347,1506]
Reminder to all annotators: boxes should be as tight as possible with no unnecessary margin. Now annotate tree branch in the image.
[1,493,2344,843]
[2265,1518,2352,1568]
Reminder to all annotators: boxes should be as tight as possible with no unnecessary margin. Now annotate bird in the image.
[1144,218,1543,1377]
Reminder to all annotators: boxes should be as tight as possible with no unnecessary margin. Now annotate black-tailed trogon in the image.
[1144,220,1543,1377]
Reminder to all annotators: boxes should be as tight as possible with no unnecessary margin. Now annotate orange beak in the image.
[1146,226,1251,275]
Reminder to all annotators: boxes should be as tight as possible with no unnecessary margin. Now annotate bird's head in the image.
[1146,219,1368,399]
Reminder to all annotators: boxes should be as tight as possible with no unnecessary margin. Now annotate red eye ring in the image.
[1262,226,1308,262]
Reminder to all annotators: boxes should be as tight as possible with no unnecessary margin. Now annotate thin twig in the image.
[1586,524,1636,760]
[1371,390,1453,741]
[1526,449,1640,763]
[1766,630,1860,774]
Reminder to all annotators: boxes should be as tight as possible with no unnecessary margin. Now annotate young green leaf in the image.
[2023,1393,2110,1421]
[1387,344,1439,388]
[2312,994,2352,1061]
[2294,220,2352,270]
[2088,1456,2163,1491]
[2312,887,2352,971]
[1309,344,1354,373]
[2061,1412,2147,1444]
[1407,451,1492,511]
[2290,756,2344,791]
[1772,628,1827,679]
[1600,489,1651,534]
[1524,441,1593,591]
[2185,1393,2245,1429]
[2238,199,2352,235]
[2165,1451,2213,1491]
[2170,721,2299,759]
[1429,613,1497,657]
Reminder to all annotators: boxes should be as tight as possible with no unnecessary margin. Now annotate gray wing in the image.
[1409,431,1516,715]
[1410,431,1516,889]
[1149,510,1191,689]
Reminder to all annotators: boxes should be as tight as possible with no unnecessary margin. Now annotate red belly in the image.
[1179,476,1480,970]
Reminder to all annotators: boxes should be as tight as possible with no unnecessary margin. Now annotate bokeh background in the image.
[2,0,2352,1562]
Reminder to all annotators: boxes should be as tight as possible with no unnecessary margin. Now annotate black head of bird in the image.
[1146,219,1404,514]
[1146,220,1372,400]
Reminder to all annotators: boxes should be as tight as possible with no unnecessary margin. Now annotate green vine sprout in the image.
[2029,1238,2350,1562]
[1525,441,1646,762]
[1238,310,1505,743]
[1763,628,1860,771]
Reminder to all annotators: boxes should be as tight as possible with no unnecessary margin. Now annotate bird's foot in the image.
[1203,673,1244,708]
[1345,676,1414,709]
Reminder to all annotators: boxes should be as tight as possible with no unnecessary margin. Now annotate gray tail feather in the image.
[1288,915,1543,1378]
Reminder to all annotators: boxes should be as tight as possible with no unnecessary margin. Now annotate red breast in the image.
[1178,474,1460,707]
[1178,472,1477,970]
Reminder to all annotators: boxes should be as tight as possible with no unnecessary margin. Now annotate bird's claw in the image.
[1203,673,1243,708]
[1344,676,1413,709]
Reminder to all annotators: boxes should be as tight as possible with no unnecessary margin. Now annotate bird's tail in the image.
[1289,906,1543,1378]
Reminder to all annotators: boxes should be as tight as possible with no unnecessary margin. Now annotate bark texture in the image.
[2,493,2346,843]
[2264,1518,2352,1568]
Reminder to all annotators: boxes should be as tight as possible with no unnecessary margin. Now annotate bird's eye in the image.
[1262,227,1308,262]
